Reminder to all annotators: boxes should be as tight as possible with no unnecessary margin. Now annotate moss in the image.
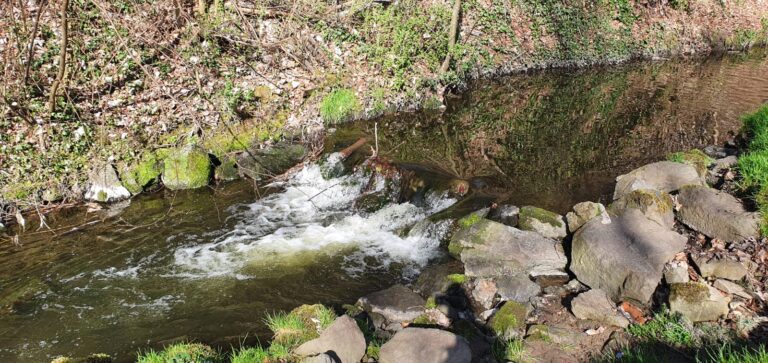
[120,153,162,194]
[667,149,713,176]
[670,282,709,303]
[490,301,527,338]
[446,273,467,284]
[412,313,438,325]
[425,296,437,309]
[458,213,482,228]
[611,189,673,214]
[1,182,43,201]
[161,147,212,190]
[525,324,553,343]
[519,206,563,229]
[447,240,464,258]
[320,89,361,124]
[214,155,239,182]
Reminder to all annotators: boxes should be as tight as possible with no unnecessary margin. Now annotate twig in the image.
[48,0,69,115]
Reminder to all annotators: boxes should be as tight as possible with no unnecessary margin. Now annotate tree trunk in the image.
[440,0,462,73]
[47,0,69,115]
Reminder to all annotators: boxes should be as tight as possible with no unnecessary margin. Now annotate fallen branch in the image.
[340,137,368,159]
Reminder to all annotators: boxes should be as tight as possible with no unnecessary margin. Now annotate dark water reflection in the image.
[1,49,768,362]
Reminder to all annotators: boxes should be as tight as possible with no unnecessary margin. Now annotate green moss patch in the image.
[519,206,563,229]
[320,89,361,124]
[161,147,212,190]
[446,273,467,284]
[490,301,528,339]
[667,149,714,176]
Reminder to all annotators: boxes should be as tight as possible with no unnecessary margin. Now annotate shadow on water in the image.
[1,49,768,362]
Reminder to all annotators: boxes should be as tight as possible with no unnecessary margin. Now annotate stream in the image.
[2,50,768,362]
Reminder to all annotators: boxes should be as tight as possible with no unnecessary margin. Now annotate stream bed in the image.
[2,50,768,362]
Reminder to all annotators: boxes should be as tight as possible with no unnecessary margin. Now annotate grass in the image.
[492,338,526,362]
[136,343,221,363]
[230,346,270,363]
[319,89,361,124]
[627,308,694,348]
[738,104,768,234]
[701,343,768,363]
[264,311,309,346]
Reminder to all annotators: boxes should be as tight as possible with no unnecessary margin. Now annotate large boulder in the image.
[518,206,567,239]
[357,284,425,325]
[162,146,212,190]
[294,315,366,363]
[448,219,567,283]
[676,185,761,242]
[613,161,704,200]
[610,189,675,229]
[570,209,687,303]
[570,289,630,328]
[379,328,471,363]
[84,164,131,202]
[669,282,730,322]
[413,260,464,299]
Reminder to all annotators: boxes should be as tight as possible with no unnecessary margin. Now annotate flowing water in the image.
[2,50,768,362]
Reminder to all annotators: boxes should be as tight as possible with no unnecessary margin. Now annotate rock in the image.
[412,308,451,327]
[488,204,520,227]
[414,260,464,298]
[294,315,366,363]
[488,301,530,340]
[214,155,240,181]
[613,161,704,200]
[664,262,690,284]
[703,145,737,159]
[529,267,570,287]
[668,149,714,177]
[712,156,738,172]
[610,189,674,229]
[119,153,161,194]
[379,328,471,363]
[570,289,630,328]
[669,282,730,322]
[357,284,425,324]
[525,324,580,346]
[41,185,63,202]
[518,206,567,239]
[237,143,306,181]
[570,209,687,303]
[448,219,567,280]
[676,185,760,242]
[470,278,497,312]
[162,147,212,190]
[713,279,752,299]
[566,202,607,232]
[495,275,540,303]
[84,164,131,202]
[301,353,335,363]
[692,255,748,281]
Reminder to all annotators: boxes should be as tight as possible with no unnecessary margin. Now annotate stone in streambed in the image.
[378,328,471,363]
[613,161,704,200]
[357,284,425,325]
[570,209,686,303]
[518,206,567,239]
[669,282,730,322]
[566,201,607,232]
[570,289,630,328]
[162,146,212,190]
[84,163,131,202]
[214,155,239,181]
[294,315,366,363]
[676,185,760,242]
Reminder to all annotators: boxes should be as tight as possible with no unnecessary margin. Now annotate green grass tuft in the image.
[702,343,768,363]
[136,342,220,363]
[738,104,768,234]
[627,308,694,348]
[230,346,270,363]
[320,89,361,124]
[264,311,308,347]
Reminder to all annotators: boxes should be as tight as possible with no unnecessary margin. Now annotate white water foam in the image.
[173,155,456,278]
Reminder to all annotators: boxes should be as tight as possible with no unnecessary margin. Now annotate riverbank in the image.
[2,0,768,222]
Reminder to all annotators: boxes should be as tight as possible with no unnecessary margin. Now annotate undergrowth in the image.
[737,104,768,234]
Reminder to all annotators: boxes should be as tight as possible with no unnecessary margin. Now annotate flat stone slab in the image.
[357,284,425,324]
[677,185,760,242]
[571,209,687,303]
[692,255,748,281]
[669,282,730,322]
[570,289,630,328]
[379,328,471,363]
[613,161,704,200]
[294,315,366,363]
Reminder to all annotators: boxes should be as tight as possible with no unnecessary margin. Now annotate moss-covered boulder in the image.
[518,206,567,239]
[214,155,239,182]
[161,147,212,190]
[489,301,529,340]
[610,189,674,229]
[119,153,162,194]
[565,201,606,232]
[669,282,730,322]
[236,143,307,181]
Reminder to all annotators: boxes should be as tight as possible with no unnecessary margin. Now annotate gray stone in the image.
[496,275,540,303]
[692,255,748,281]
[571,209,687,303]
[519,206,567,239]
[610,189,675,229]
[677,185,760,242]
[529,266,570,287]
[294,315,365,363]
[713,279,752,299]
[566,202,607,233]
[570,289,630,328]
[613,161,704,200]
[525,324,581,346]
[413,260,464,298]
[488,204,520,227]
[712,156,738,172]
[448,219,567,280]
[664,262,690,284]
[357,284,425,324]
[470,278,497,312]
[84,164,131,202]
[669,282,730,322]
[214,155,240,181]
[379,328,471,363]
[301,354,336,363]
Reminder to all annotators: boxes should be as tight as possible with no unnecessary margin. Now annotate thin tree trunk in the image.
[440,0,461,73]
[47,0,68,115]
[23,0,46,94]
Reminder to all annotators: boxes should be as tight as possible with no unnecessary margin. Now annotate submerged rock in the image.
[570,289,630,328]
[613,161,704,200]
[294,315,366,363]
[84,164,131,202]
[676,185,760,242]
[691,255,748,281]
[357,284,425,325]
[518,206,567,239]
[570,209,686,303]
[669,282,730,322]
[236,143,306,180]
[162,147,212,190]
[214,155,240,182]
[566,201,606,233]
[379,328,471,363]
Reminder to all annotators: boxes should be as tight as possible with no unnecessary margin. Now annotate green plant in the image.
[446,273,467,284]
[264,311,309,346]
[627,308,694,348]
[136,343,220,363]
[320,89,361,124]
[738,104,768,234]
[230,346,270,363]
[492,338,526,362]
[700,343,768,363]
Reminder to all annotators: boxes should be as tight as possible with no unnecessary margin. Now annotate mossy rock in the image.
[667,149,714,177]
[609,189,675,228]
[525,324,553,343]
[120,153,162,194]
[237,143,307,181]
[161,147,212,190]
[489,301,528,340]
[289,304,337,335]
[518,206,567,239]
[214,155,239,182]
[670,282,709,303]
